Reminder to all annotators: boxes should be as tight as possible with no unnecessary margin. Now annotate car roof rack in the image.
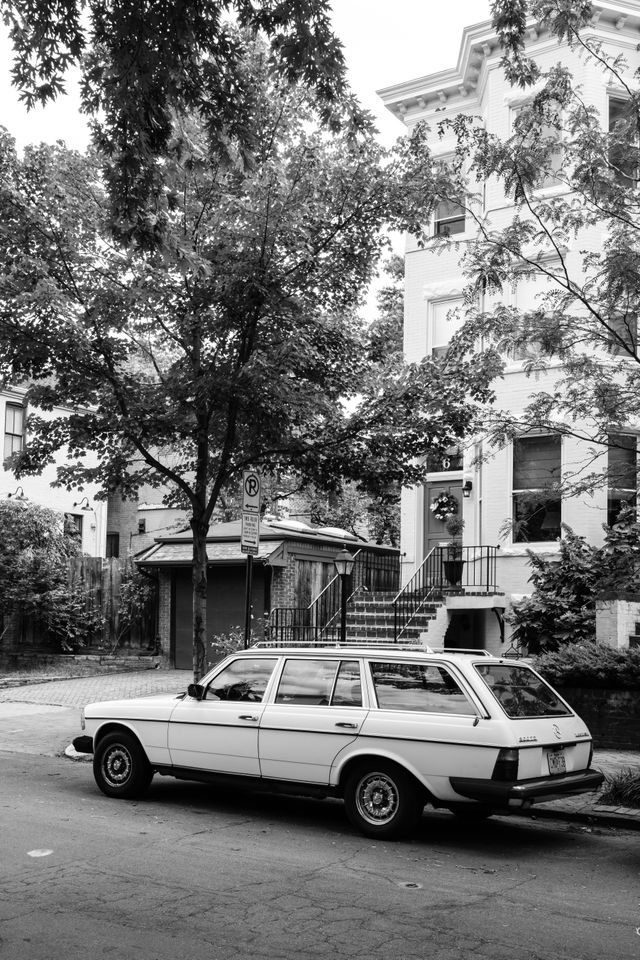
[250,640,493,655]
[251,639,425,650]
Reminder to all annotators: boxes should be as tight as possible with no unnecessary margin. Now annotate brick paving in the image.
[0,669,192,706]
[0,669,638,828]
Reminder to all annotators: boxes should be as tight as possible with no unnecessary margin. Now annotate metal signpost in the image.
[241,471,261,647]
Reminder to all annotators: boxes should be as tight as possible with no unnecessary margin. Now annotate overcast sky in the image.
[0,0,492,151]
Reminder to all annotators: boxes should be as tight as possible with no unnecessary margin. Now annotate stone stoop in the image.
[345,590,443,643]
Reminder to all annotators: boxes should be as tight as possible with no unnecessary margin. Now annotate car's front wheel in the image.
[343,761,424,839]
[93,731,153,799]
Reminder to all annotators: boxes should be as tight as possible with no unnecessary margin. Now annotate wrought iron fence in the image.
[393,546,498,641]
[269,548,400,645]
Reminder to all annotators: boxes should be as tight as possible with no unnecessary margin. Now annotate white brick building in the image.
[378,2,640,652]
[1,385,108,556]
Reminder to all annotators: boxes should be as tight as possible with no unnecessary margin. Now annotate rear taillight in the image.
[492,748,519,782]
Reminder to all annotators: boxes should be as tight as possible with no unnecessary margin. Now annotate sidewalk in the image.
[0,668,638,830]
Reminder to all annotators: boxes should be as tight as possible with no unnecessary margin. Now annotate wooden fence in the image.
[1,557,157,658]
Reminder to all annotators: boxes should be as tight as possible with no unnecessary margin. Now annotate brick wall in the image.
[557,687,640,750]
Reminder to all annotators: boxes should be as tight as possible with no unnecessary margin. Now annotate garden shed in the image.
[136,519,399,670]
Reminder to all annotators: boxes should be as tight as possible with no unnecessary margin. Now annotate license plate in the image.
[547,748,566,775]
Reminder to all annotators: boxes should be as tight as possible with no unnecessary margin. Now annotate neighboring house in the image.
[378,4,640,652]
[136,519,399,669]
[1,385,108,557]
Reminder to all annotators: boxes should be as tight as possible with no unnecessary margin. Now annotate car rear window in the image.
[369,661,477,715]
[474,663,572,718]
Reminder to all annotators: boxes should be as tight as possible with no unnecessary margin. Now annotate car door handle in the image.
[238,715,259,722]
[335,722,359,729]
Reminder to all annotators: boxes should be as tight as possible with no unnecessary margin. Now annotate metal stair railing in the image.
[269,548,400,645]
[393,545,499,641]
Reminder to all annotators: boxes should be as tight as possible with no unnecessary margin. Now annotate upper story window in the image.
[430,297,464,359]
[510,103,563,190]
[4,402,24,461]
[608,434,637,526]
[606,312,637,356]
[512,434,561,542]
[608,96,639,185]
[434,199,465,237]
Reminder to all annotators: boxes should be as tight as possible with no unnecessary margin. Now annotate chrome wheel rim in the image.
[102,744,132,787]
[355,772,399,826]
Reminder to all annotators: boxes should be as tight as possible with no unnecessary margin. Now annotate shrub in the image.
[509,527,599,653]
[532,641,640,690]
[598,769,640,809]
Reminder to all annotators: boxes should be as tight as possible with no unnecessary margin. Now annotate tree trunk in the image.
[191,516,209,681]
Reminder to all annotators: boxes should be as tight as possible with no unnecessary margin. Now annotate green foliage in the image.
[532,641,640,690]
[0,499,78,618]
[511,513,640,653]
[509,527,599,652]
[595,506,640,595]
[42,583,105,653]
[598,768,640,808]
[0,45,497,677]
[2,1,361,248]
[0,499,102,651]
[112,567,156,652]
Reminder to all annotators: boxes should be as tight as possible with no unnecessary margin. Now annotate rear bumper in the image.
[450,769,605,806]
[72,735,94,755]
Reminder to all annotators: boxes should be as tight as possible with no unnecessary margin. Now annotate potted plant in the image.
[443,516,465,586]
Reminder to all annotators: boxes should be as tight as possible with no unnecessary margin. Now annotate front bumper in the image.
[72,735,94,755]
[450,769,605,806]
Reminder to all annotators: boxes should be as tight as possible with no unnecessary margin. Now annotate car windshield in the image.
[474,663,572,719]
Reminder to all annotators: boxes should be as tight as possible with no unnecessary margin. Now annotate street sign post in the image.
[241,471,261,646]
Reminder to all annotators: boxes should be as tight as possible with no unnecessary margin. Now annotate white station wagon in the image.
[73,646,604,838]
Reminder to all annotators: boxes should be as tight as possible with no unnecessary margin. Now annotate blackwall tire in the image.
[343,762,424,839]
[93,731,153,799]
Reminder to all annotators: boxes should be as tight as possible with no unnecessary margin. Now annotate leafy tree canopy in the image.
[1,0,365,247]
[0,43,498,675]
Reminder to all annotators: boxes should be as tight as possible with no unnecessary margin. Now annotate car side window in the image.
[331,660,362,707]
[275,659,340,706]
[204,658,277,702]
[369,661,477,715]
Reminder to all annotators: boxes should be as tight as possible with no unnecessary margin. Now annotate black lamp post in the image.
[334,546,355,643]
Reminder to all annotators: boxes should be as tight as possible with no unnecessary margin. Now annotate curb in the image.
[525,805,640,831]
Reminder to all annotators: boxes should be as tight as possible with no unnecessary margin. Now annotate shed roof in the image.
[136,518,398,568]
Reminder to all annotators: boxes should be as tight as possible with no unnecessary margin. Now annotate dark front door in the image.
[423,481,463,559]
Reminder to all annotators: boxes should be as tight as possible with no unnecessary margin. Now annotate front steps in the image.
[345,590,447,645]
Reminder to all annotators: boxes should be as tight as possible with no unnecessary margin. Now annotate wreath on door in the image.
[430,492,459,522]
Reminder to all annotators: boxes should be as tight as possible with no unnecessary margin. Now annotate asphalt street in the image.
[0,670,639,960]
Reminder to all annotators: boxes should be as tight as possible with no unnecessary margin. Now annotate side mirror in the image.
[187,683,205,701]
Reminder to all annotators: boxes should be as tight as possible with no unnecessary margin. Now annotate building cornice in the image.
[378,2,640,124]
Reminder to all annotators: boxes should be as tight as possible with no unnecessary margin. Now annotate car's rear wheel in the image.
[93,731,153,799]
[343,761,424,839]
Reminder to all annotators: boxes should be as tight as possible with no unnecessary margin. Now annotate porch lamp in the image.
[462,480,473,499]
[7,486,27,500]
[73,496,92,511]
[334,546,355,644]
